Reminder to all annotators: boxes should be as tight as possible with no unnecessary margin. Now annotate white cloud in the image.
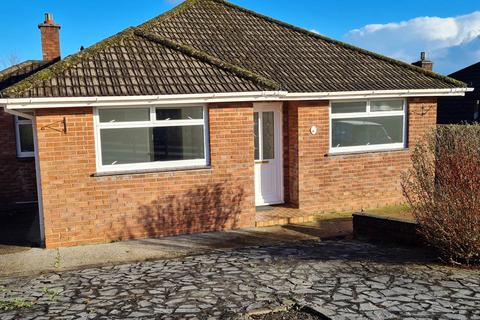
[344,11,480,74]
[310,29,320,34]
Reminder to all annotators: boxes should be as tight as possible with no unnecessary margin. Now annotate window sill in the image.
[92,165,212,177]
[325,147,408,157]
[17,156,35,161]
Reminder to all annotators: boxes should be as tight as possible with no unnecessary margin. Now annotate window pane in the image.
[19,124,34,152]
[371,100,404,112]
[332,116,403,148]
[101,128,153,165]
[331,101,367,114]
[254,112,259,160]
[101,126,205,165]
[262,112,275,159]
[152,126,205,161]
[99,108,150,123]
[156,107,203,120]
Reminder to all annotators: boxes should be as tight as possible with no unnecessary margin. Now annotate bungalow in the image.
[0,0,470,248]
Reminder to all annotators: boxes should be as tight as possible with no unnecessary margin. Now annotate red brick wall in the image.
[285,97,437,212]
[35,104,255,248]
[0,110,37,208]
[39,25,61,61]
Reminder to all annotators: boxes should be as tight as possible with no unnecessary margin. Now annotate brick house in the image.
[438,61,480,124]
[0,0,470,248]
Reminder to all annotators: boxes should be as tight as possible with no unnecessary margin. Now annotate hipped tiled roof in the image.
[1,0,466,98]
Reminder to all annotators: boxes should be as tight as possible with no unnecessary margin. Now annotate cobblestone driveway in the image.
[1,240,479,320]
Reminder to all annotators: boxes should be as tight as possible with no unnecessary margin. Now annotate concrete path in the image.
[0,220,352,277]
[0,240,479,319]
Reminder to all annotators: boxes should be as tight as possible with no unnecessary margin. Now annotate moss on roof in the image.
[1,28,137,97]
[134,29,281,90]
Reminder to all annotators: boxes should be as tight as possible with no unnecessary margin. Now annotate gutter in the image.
[0,88,472,109]
[2,106,34,119]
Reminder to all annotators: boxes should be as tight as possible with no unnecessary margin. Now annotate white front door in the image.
[254,103,283,206]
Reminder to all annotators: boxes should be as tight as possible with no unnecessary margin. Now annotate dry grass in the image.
[315,204,414,222]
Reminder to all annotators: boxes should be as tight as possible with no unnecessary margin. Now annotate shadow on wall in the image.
[121,182,246,240]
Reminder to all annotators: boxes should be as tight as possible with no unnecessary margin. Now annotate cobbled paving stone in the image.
[0,240,479,319]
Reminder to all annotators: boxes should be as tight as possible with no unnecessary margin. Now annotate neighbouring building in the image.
[0,0,471,248]
[438,61,480,124]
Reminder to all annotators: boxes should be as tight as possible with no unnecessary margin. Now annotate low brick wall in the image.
[352,213,422,246]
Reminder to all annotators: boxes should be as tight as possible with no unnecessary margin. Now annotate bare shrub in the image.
[402,125,480,265]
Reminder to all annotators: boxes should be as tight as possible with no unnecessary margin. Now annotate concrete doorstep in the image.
[0,221,353,277]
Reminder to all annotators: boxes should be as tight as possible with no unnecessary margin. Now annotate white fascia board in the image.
[0,88,472,109]
[284,88,473,100]
[0,91,289,109]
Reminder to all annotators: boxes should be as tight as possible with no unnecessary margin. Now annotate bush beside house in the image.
[402,125,480,265]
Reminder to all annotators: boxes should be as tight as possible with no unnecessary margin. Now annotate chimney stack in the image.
[38,13,61,62]
[412,51,433,71]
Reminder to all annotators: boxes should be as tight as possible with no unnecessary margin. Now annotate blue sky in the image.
[1,0,479,74]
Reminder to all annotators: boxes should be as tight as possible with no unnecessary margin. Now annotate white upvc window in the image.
[15,115,35,158]
[329,99,406,154]
[94,105,209,173]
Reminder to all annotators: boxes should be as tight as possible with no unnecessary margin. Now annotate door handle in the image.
[255,160,270,164]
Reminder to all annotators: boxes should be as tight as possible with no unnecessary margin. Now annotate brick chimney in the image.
[38,13,61,62]
[412,51,433,71]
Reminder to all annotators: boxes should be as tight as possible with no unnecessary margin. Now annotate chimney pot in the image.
[44,13,54,24]
[38,13,61,62]
[412,51,433,72]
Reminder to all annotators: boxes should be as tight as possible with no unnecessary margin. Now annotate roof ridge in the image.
[206,0,466,88]
[134,29,281,91]
[0,60,43,80]
[1,28,136,97]
[137,0,201,31]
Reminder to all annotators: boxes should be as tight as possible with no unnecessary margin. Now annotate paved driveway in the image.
[0,240,479,320]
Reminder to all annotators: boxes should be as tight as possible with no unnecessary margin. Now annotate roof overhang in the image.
[0,88,473,110]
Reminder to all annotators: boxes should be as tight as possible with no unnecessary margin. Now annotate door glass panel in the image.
[254,112,259,160]
[262,112,275,159]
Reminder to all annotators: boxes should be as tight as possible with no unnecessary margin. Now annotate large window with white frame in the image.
[95,106,209,172]
[330,99,406,153]
[15,115,35,158]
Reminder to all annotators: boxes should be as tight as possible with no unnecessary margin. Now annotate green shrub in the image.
[402,125,480,265]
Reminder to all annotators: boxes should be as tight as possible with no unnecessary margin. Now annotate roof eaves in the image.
[134,28,281,91]
[209,0,467,89]
[1,28,137,98]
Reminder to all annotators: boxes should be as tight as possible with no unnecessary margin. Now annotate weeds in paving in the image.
[54,249,61,269]
[0,298,34,311]
[42,288,60,302]
[0,285,35,311]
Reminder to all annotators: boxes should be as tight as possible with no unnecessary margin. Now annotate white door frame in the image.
[253,102,284,206]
